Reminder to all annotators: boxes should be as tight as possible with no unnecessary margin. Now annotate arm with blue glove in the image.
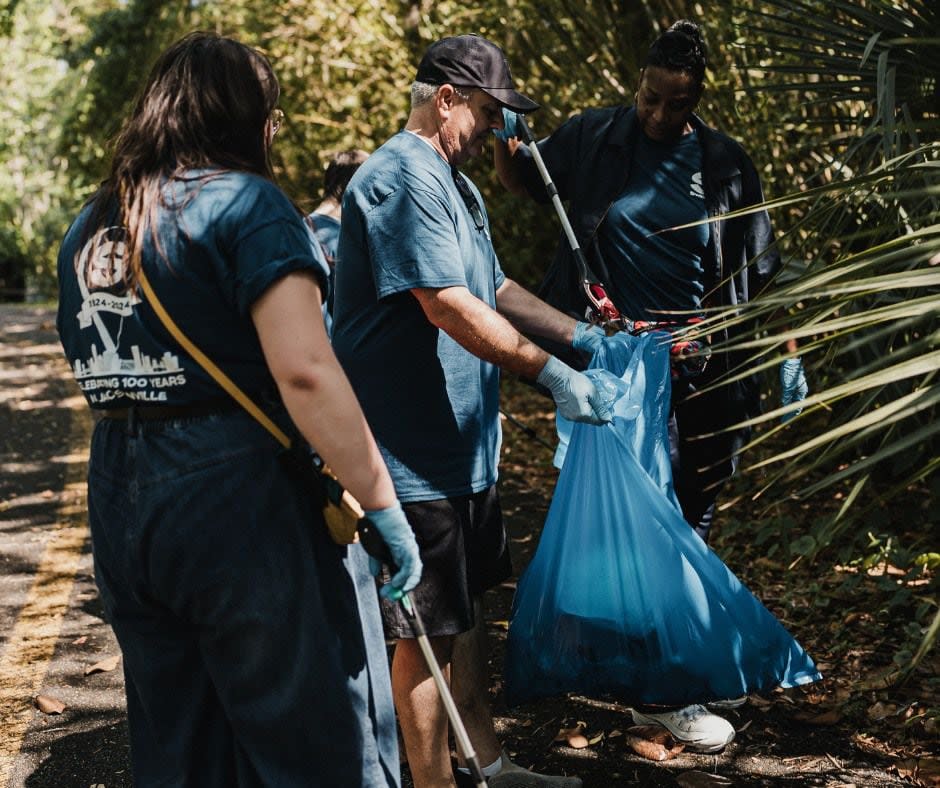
[362,502,422,600]
[780,356,809,422]
[537,355,614,425]
[493,107,523,142]
[493,110,530,198]
[779,333,809,422]
[571,320,611,359]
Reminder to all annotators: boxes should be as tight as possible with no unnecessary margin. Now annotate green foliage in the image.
[703,0,939,570]
[0,0,22,37]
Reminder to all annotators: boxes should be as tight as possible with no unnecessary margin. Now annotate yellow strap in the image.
[137,269,291,449]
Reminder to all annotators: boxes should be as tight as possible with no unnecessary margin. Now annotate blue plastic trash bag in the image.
[506,332,822,707]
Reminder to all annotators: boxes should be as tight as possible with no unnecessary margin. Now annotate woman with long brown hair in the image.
[57,32,419,786]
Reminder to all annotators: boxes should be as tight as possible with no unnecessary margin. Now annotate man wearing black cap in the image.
[332,33,601,788]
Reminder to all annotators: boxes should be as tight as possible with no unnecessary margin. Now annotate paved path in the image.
[0,305,130,788]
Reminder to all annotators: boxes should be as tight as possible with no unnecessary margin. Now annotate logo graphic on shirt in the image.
[689,172,705,200]
[72,226,185,404]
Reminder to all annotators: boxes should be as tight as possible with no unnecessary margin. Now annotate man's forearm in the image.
[495,278,577,347]
[413,285,550,379]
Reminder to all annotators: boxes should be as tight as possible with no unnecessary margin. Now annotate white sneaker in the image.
[630,704,735,753]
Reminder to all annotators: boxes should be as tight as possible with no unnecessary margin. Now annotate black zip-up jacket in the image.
[516,105,780,422]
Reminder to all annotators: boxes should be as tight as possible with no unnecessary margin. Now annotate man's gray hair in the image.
[410,81,473,110]
[410,81,439,109]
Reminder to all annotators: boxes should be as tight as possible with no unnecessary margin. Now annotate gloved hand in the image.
[364,502,422,601]
[571,321,608,358]
[537,355,615,425]
[493,108,523,141]
[780,357,809,423]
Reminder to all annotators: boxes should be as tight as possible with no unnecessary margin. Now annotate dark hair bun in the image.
[645,19,708,82]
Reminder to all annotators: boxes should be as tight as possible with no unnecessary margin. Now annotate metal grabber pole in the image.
[357,519,488,788]
[514,115,622,327]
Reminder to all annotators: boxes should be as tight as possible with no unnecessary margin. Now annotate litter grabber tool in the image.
[513,115,622,329]
[357,519,489,788]
[629,317,712,380]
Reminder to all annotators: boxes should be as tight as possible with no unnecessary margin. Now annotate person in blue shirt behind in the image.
[332,33,615,788]
[308,148,369,334]
[495,19,808,755]
[56,32,419,787]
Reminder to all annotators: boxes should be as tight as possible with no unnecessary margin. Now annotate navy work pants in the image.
[87,410,398,787]
[670,382,747,543]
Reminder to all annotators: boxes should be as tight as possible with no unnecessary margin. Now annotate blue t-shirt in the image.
[332,131,505,502]
[311,213,341,262]
[310,213,341,333]
[57,170,329,409]
[598,129,709,322]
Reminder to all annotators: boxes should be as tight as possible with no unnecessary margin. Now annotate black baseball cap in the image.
[415,34,539,114]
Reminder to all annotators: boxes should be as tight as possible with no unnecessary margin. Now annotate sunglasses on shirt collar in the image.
[451,169,486,232]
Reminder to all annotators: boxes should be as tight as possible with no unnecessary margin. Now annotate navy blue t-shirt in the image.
[57,170,329,409]
[598,129,709,322]
[331,131,505,502]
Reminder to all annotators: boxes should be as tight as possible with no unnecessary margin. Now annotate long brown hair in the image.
[83,32,280,286]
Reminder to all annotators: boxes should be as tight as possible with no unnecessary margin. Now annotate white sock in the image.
[456,754,503,777]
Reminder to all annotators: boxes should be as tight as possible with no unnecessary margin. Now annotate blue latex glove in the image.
[537,356,615,425]
[572,321,608,358]
[780,357,809,422]
[493,107,522,141]
[364,502,422,601]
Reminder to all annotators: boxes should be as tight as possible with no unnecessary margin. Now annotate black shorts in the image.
[380,485,512,640]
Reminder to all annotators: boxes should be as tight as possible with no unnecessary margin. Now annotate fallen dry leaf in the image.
[894,756,940,787]
[35,695,65,714]
[675,770,733,787]
[867,701,898,721]
[749,695,774,710]
[625,734,682,761]
[554,722,589,749]
[565,732,589,749]
[792,708,841,726]
[85,655,121,675]
[624,725,685,762]
[852,732,898,759]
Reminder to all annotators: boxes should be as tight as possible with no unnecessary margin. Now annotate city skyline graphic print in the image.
[72,226,186,404]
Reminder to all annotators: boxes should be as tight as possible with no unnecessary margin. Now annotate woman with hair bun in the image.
[496,20,799,753]
[56,32,418,786]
